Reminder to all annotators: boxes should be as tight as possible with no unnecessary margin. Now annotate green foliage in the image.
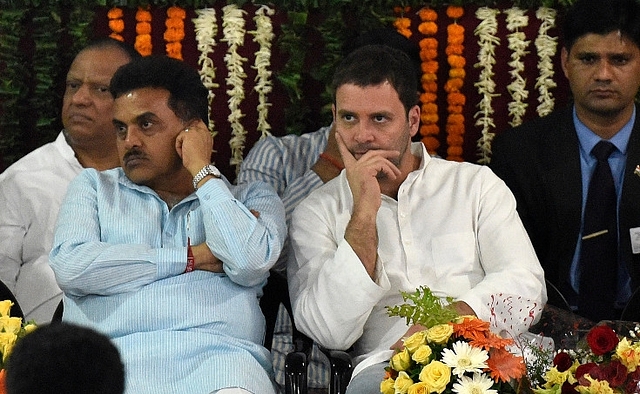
[386,286,459,329]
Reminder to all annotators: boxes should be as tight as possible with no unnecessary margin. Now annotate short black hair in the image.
[331,44,419,115]
[109,55,210,125]
[80,37,141,62]
[345,28,422,83]
[562,0,640,52]
[5,323,125,394]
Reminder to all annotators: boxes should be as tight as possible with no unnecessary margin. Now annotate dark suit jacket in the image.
[490,105,640,301]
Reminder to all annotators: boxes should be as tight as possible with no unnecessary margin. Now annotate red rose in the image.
[575,362,598,383]
[586,325,619,355]
[605,360,628,387]
[553,352,573,372]
[560,381,578,394]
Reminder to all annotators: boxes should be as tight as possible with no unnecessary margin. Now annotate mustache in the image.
[122,148,146,162]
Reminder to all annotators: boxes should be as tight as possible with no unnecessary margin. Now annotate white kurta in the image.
[288,142,547,377]
[0,132,81,323]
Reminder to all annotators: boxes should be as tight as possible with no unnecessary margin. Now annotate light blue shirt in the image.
[571,106,635,307]
[50,167,286,394]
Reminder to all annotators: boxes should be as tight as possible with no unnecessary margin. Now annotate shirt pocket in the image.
[431,232,481,291]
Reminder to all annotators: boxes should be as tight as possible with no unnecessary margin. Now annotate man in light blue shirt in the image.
[50,55,286,394]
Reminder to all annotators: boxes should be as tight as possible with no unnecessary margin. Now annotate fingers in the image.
[177,120,214,174]
[335,132,357,168]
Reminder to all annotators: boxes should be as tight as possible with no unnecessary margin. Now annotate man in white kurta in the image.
[287,44,546,393]
[0,39,138,323]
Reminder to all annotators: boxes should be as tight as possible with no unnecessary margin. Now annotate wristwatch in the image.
[192,164,221,190]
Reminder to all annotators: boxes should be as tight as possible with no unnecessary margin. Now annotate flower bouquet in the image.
[0,300,37,393]
[381,286,530,394]
[532,322,640,393]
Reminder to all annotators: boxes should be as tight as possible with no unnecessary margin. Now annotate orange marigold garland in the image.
[164,6,186,60]
[445,5,466,162]
[393,6,412,39]
[417,7,439,155]
[134,7,152,56]
[107,7,125,42]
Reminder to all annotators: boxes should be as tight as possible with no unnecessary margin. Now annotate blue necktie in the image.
[577,140,618,322]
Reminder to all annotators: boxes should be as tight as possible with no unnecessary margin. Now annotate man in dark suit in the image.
[490,0,640,322]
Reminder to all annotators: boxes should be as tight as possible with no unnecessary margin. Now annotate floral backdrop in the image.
[0,0,575,180]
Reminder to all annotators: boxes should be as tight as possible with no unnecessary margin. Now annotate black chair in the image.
[545,279,571,311]
[281,282,354,394]
[621,286,640,323]
[51,299,64,323]
[0,280,24,320]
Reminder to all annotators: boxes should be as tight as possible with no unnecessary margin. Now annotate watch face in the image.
[208,165,221,177]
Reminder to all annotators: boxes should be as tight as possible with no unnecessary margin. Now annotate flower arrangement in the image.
[164,6,186,60]
[0,300,37,393]
[444,5,466,162]
[473,7,500,165]
[534,7,558,118]
[250,5,275,139]
[533,323,640,393]
[505,7,530,128]
[107,7,125,42]
[221,3,248,173]
[192,7,220,137]
[135,7,153,56]
[382,287,528,394]
[394,7,412,39]
[417,7,440,156]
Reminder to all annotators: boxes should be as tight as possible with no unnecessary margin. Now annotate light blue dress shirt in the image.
[571,106,635,307]
[50,167,286,394]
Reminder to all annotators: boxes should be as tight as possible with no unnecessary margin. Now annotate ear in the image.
[408,104,420,138]
[560,47,569,80]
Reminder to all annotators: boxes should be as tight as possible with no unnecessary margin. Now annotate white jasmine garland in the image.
[473,7,500,164]
[221,4,248,173]
[250,5,275,139]
[193,8,220,137]
[505,7,530,127]
[535,7,558,117]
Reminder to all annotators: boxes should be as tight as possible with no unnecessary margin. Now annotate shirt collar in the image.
[574,106,635,158]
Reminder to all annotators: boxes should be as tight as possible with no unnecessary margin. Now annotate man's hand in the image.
[191,243,224,273]
[335,132,401,214]
[174,120,214,176]
[335,132,401,279]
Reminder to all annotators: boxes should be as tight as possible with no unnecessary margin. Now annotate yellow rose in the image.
[2,342,14,362]
[380,377,395,394]
[23,323,38,334]
[615,337,640,372]
[412,344,433,364]
[0,301,13,317]
[0,332,17,349]
[390,348,412,371]
[394,371,414,394]
[0,332,17,361]
[407,382,430,394]
[425,324,453,345]
[403,330,427,353]
[0,316,23,334]
[419,360,451,394]
[576,375,614,394]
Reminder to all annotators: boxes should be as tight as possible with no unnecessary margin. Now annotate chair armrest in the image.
[284,351,308,394]
[321,348,353,394]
